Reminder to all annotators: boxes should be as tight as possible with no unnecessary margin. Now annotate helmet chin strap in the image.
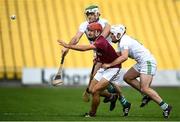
[113,32,121,40]
[116,32,125,41]
[115,34,121,40]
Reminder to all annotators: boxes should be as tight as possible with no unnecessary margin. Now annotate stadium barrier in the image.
[22,68,42,85]
[22,68,180,86]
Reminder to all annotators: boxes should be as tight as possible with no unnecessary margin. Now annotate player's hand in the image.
[102,63,111,69]
[57,40,70,48]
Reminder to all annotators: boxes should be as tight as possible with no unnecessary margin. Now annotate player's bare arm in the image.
[61,31,84,56]
[101,23,111,38]
[102,49,129,69]
[69,31,84,45]
[58,40,96,51]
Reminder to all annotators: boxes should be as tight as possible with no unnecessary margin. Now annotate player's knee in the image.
[92,88,99,95]
[91,88,97,94]
[123,75,131,82]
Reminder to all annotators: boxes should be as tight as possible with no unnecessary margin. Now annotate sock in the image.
[119,96,129,107]
[107,84,116,93]
[159,101,169,110]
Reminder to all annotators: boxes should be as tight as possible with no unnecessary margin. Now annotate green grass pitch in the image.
[0,86,180,121]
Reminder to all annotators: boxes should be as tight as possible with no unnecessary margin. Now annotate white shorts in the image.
[112,70,127,86]
[94,68,121,83]
[133,60,157,76]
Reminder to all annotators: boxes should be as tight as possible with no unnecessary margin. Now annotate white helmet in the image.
[85,5,100,21]
[110,25,126,40]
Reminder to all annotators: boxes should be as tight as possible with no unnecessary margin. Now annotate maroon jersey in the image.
[94,36,121,68]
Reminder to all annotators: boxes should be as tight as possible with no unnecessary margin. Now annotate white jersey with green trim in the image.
[79,18,108,44]
[117,34,156,64]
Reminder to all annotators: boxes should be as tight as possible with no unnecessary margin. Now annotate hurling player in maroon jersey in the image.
[58,22,131,117]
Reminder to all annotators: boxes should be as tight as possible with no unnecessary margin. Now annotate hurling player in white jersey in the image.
[102,25,172,119]
[61,5,110,100]
[62,5,110,57]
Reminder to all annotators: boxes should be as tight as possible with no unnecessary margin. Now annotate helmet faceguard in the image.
[85,5,100,22]
[110,25,126,40]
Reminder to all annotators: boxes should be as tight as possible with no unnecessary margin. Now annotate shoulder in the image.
[79,21,89,32]
[94,36,106,46]
[97,36,106,42]
[121,34,132,45]
[80,21,88,26]
[97,18,108,28]
[117,35,132,50]
[98,18,108,23]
